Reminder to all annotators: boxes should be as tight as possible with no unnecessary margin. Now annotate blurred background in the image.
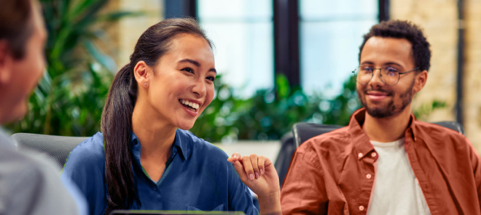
[6,0,481,153]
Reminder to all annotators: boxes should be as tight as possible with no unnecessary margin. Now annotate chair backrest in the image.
[292,122,342,147]
[11,133,88,167]
[432,121,464,135]
[274,123,341,187]
[274,132,296,187]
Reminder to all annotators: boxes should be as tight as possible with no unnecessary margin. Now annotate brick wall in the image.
[464,0,481,152]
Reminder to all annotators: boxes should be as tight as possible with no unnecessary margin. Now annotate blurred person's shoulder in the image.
[0,129,59,172]
[0,130,81,215]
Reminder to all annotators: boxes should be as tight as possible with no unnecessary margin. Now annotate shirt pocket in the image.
[187,203,225,211]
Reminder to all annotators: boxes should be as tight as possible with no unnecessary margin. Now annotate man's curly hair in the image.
[358,20,431,72]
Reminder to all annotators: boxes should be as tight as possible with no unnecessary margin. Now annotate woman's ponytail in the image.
[102,64,138,214]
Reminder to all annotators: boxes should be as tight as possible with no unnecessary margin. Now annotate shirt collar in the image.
[172,129,188,160]
[130,129,188,162]
[348,108,418,160]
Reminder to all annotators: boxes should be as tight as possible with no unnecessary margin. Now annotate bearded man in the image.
[281,20,481,215]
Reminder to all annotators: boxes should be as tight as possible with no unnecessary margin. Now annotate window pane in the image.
[300,0,378,97]
[198,0,273,97]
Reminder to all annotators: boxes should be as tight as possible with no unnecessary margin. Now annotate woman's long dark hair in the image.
[101,18,211,214]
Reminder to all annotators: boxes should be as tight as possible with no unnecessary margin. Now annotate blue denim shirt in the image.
[62,129,258,215]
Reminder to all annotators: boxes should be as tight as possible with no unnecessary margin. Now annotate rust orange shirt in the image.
[281,108,481,215]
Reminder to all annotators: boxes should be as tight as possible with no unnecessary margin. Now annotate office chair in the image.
[11,133,88,167]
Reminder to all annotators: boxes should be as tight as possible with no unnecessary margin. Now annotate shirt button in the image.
[366,174,372,179]
[358,153,363,158]
[153,187,158,191]
[359,205,365,211]
[371,152,377,157]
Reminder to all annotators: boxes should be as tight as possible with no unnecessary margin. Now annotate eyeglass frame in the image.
[352,65,420,86]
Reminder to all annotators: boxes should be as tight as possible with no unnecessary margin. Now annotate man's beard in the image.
[358,81,415,118]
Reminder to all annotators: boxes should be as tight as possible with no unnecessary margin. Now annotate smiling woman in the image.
[61,18,281,215]
[133,33,216,131]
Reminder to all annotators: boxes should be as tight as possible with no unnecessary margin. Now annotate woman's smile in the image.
[179,99,201,116]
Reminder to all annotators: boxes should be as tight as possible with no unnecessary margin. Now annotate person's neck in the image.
[0,97,14,124]
[362,106,412,143]
[131,101,176,163]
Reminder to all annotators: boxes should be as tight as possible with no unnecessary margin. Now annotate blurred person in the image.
[281,20,481,214]
[0,0,86,214]
[62,18,281,215]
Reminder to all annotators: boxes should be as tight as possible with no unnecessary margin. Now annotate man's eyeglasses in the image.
[352,65,419,86]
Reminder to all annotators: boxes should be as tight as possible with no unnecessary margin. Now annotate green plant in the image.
[6,0,139,136]
[190,74,361,142]
[413,100,447,121]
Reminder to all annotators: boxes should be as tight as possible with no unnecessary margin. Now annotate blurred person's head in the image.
[101,18,214,214]
[0,0,46,124]
[356,20,430,119]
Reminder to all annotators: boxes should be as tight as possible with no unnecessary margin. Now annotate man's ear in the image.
[133,61,151,87]
[0,40,13,85]
[413,70,428,93]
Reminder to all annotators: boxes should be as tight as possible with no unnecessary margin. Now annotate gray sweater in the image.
[0,128,85,215]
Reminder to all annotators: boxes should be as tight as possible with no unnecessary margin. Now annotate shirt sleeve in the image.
[0,149,83,215]
[226,161,260,215]
[281,146,328,214]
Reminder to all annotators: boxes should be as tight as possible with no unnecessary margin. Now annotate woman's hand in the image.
[227,153,281,214]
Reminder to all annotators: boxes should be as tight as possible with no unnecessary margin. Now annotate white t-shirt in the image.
[367,138,431,215]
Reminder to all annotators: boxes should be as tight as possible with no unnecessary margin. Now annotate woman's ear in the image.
[413,70,428,94]
[133,61,151,88]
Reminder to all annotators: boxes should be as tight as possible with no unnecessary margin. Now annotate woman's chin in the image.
[177,121,196,131]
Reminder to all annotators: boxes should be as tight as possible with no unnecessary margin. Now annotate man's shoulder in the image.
[295,126,351,165]
[414,121,474,158]
[0,129,61,184]
[0,143,60,175]
[0,144,82,214]
[415,121,466,142]
[297,126,351,152]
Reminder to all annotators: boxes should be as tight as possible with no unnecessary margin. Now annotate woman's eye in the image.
[206,76,215,82]
[182,67,194,73]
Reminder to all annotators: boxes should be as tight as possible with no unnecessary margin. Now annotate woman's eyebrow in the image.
[178,58,200,67]
[178,58,217,74]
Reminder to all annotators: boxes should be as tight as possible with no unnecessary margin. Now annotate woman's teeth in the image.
[180,99,199,110]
